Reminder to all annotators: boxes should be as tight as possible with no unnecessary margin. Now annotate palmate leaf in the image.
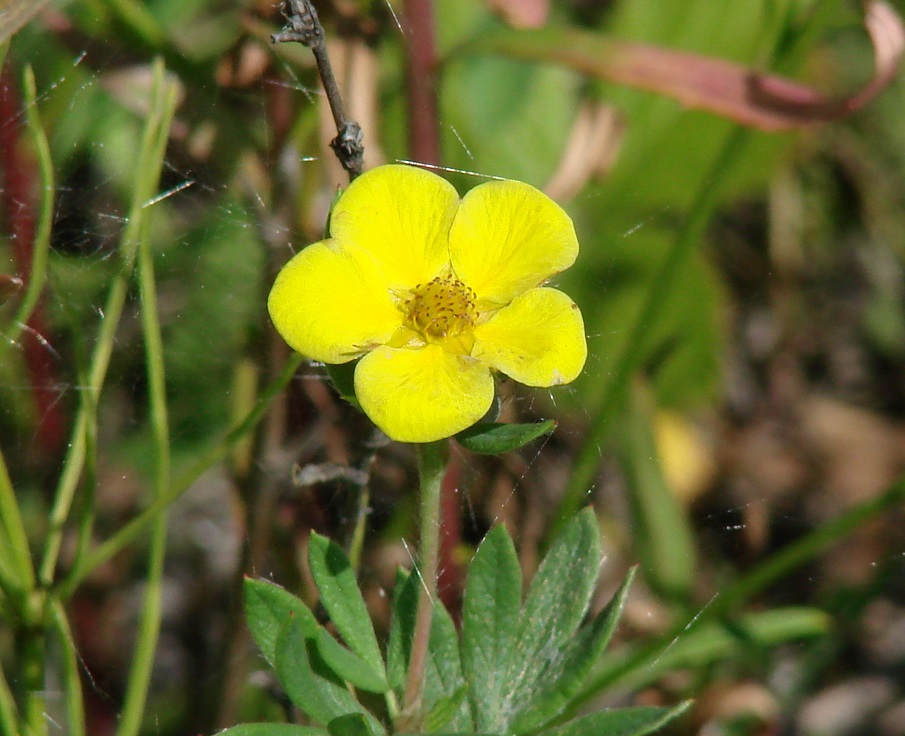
[308,533,388,686]
[505,508,601,723]
[387,569,472,732]
[244,577,318,668]
[510,568,638,732]
[244,575,387,696]
[536,703,692,736]
[275,616,386,735]
[217,727,327,736]
[461,524,522,732]
[315,628,389,693]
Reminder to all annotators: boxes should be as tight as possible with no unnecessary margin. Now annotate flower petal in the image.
[355,344,494,442]
[472,287,586,386]
[268,240,401,363]
[448,180,578,306]
[330,164,461,288]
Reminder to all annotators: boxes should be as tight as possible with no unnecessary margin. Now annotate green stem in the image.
[550,126,750,538]
[17,591,48,736]
[6,65,54,345]
[49,600,85,736]
[402,440,447,725]
[39,59,177,587]
[348,483,370,574]
[0,449,35,598]
[0,655,19,736]
[58,352,305,600]
[116,109,174,736]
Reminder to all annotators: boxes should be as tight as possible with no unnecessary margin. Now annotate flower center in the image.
[403,274,477,342]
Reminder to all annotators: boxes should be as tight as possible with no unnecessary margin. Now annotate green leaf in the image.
[308,533,386,682]
[462,524,522,732]
[217,726,327,736]
[244,577,318,667]
[511,567,637,733]
[325,362,360,409]
[315,629,389,693]
[386,570,472,732]
[620,380,696,602]
[386,569,414,692]
[456,421,556,455]
[536,703,692,736]
[328,713,382,736]
[275,616,385,734]
[424,688,467,733]
[589,607,830,695]
[506,508,601,722]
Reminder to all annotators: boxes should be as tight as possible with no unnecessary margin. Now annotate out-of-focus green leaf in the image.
[0,0,49,45]
[619,379,696,602]
[464,3,903,130]
[586,607,830,696]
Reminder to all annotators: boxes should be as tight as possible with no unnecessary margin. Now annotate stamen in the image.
[403,274,477,343]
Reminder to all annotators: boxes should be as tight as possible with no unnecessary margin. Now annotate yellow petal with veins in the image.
[268,240,401,363]
[330,164,460,290]
[448,180,578,307]
[472,287,586,386]
[355,344,494,442]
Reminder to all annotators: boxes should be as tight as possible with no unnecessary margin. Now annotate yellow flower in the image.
[268,164,587,443]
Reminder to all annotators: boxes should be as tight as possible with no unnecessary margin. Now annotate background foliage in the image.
[2,0,905,734]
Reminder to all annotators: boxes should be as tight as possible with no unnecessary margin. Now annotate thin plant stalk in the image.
[402,440,447,725]
[348,482,370,573]
[49,600,85,736]
[39,58,177,587]
[6,65,54,345]
[18,591,48,736]
[0,646,18,736]
[116,75,178,736]
[550,127,750,537]
[0,449,34,598]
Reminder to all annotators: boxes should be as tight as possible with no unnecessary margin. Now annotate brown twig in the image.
[272,0,364,179]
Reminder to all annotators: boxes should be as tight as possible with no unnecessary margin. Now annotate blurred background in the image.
[2,1,905,734]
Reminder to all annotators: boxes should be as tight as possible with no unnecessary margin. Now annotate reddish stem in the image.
[438,447,464,619]
[0,67,66,456]
[403,0,441,165]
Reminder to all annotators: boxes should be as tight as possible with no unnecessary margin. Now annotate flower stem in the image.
[402,440,448,724]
